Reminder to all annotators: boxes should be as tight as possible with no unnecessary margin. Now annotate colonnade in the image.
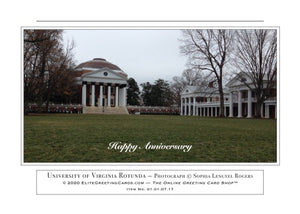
[181,88,276,118]
[81,81,126,107]
[180,97,228,117]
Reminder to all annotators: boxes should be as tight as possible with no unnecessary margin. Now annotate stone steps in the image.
[83,106,128,115]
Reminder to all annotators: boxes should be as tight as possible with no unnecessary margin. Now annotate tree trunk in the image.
[256,101,262,118]
[218,78,225,117]
[37,54,46,113]
[219,89,225,117]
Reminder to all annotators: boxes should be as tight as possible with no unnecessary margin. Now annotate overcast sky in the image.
[63,30,187,85]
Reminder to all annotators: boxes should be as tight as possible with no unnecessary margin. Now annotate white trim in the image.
[108,85,111,107]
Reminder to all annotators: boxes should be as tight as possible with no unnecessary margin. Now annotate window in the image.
[240,77,247,82]
[242,91,247,98]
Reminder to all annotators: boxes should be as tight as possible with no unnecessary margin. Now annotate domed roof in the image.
[76,58,122,70]
[74,58,127,78]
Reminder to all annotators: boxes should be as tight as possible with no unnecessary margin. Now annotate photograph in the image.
[23,28,278,163]
[3,0,300,213]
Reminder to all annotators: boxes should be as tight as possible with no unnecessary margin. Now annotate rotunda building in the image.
[74,58,128,114]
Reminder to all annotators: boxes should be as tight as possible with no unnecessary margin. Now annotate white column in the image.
[199,107,202,116]
[247,89,252,118]
[215,107,218,117]
[123,87,127,106]
[238,91,242,118]
[91,83,95,107]
[108,85,111,107]
[229,92,233,117]
[82,83,86,106]
[99,85,103,107]
[193,97,196,116]
[180,98,183,116]
[188,97,191,116]
[265,105,270,118]
[196,107,199,116]
[115,86,119,107]
[184,98,187,115]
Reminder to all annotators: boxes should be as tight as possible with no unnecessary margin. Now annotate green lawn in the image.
[23,114,277,163]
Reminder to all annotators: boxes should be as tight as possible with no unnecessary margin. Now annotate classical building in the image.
[73,58,128,114]
[181,84,230,117]
[181,72,277,118]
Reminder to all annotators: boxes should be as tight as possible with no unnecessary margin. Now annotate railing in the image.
[241,97,257,102]
[127,105,180,115]
[265,97,277,102]
[26,103,83,114]
[193,100,230,104]
[240,97,276,103]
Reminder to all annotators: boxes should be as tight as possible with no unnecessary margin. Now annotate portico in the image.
[81,82,127,107]
[181,73,277,119]
[74,58,128,114]
[181,85,231,117]
[226,73,277,119]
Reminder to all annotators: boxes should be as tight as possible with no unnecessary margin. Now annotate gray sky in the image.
[63,29,187,85]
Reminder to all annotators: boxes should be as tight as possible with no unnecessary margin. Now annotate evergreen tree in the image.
[141,79,174,107]
[140,82,152,106]
[127,77,140,105]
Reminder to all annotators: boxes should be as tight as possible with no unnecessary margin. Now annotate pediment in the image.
[181,85,201,95]
[181,86,193,95]
[182,87,189,95]
[226,72,253,88]
[82,68,127,81]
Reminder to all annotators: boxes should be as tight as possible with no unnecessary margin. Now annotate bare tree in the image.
[24,30,76,113]
[180,29,234,117]
[24,30,62,113]
[234,29,277,117]
[171,68,205,106]
[44,39,76,109]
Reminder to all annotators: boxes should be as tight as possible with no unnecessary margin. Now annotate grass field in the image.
[23,114,277,163]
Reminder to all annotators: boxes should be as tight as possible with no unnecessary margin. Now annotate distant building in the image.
[73,58,128,114]
[181,72,277,118]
